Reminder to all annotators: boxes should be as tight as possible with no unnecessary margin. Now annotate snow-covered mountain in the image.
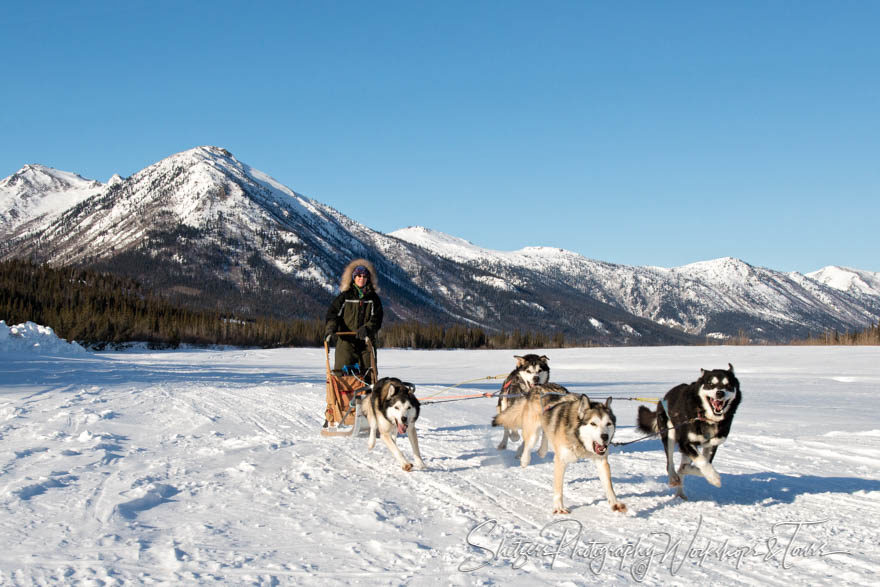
[2,147,878,343]
[392,227,880,340]
[0,164,104,230]
[0,147,451,325]
[807,266,880,299]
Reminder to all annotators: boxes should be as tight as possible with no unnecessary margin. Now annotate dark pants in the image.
[333,337,376,380]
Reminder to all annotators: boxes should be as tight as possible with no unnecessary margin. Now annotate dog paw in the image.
[509,431,521,442]
[496,441,507,450]
[668,474,682,487]
[402,463,413,472]
[537,448,548,458]
[553,507,570,515]
[705,470,722,487]
[611,503,627,513]
[675,488,688,500]
[414,459,427,470]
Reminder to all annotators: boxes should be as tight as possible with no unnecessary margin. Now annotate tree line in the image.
[790,321,880,346]
[0,260,565,349]
[380,321,567,350]
[0,259,324,348]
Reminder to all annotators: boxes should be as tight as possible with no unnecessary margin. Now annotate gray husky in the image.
[495,389,626,514]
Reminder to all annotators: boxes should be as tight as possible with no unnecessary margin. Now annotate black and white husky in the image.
[637,364,742,499]
[495,354,550,450]
[362,377,426,472]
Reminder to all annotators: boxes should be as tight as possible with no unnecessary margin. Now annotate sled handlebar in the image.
[325,331,359,343]
[325,331,373,343]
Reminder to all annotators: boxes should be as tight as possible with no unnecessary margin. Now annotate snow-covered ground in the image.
[1,323,878,585]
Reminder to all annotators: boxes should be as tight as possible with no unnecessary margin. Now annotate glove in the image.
[357,326,369,340]
[324,322,337,343]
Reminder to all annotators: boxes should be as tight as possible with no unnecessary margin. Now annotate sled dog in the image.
[493,382,570,465]
[538,394,626,514]
[495,354,550,450]
[362,377,426,472]
[637,364,742,499]
[497,391,626,514]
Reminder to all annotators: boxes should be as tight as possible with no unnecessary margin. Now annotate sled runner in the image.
[320,332,377,437]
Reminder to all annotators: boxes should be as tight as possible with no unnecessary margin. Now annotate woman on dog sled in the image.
[323,259,384,381]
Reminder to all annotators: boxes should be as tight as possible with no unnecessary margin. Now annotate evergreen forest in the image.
[0,260,567,349]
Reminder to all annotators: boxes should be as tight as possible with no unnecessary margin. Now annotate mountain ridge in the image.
[2,146,878,344]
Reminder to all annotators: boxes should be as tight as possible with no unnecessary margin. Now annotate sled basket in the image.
[320,332,377,437]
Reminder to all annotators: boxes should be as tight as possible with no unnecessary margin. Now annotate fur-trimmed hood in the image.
[339,258,380,292]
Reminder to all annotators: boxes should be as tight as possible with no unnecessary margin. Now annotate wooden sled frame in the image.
[320,332,377,437]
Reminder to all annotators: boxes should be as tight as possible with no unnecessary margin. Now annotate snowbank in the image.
[0,320,88,355]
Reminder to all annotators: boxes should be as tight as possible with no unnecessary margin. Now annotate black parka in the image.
[324,259,384,340]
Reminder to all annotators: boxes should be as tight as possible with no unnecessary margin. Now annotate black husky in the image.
[637,364,741,499]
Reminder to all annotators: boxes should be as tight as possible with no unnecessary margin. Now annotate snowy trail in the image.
[1,343,879,584]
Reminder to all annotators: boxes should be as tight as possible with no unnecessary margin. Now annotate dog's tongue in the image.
[593,441,607,455]
[397,422,406,435]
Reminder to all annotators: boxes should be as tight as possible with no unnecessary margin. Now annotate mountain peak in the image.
[676,256,757,274]
[807,266,880,297]
[148,146,314,211]
[390,226,505,263]
[392,226,475,247]
[1,164,104,229]
[122,147,235,179]
[681,256,749,269]
[185,145,235,160]
[200,145,233,157]
[2,164,100,193]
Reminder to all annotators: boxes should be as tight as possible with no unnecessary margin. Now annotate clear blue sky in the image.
[2,1,878,272]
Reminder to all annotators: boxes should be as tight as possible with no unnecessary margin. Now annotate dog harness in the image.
[658,397,713,442]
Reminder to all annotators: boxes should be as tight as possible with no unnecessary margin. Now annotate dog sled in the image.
[320,332,377,437]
